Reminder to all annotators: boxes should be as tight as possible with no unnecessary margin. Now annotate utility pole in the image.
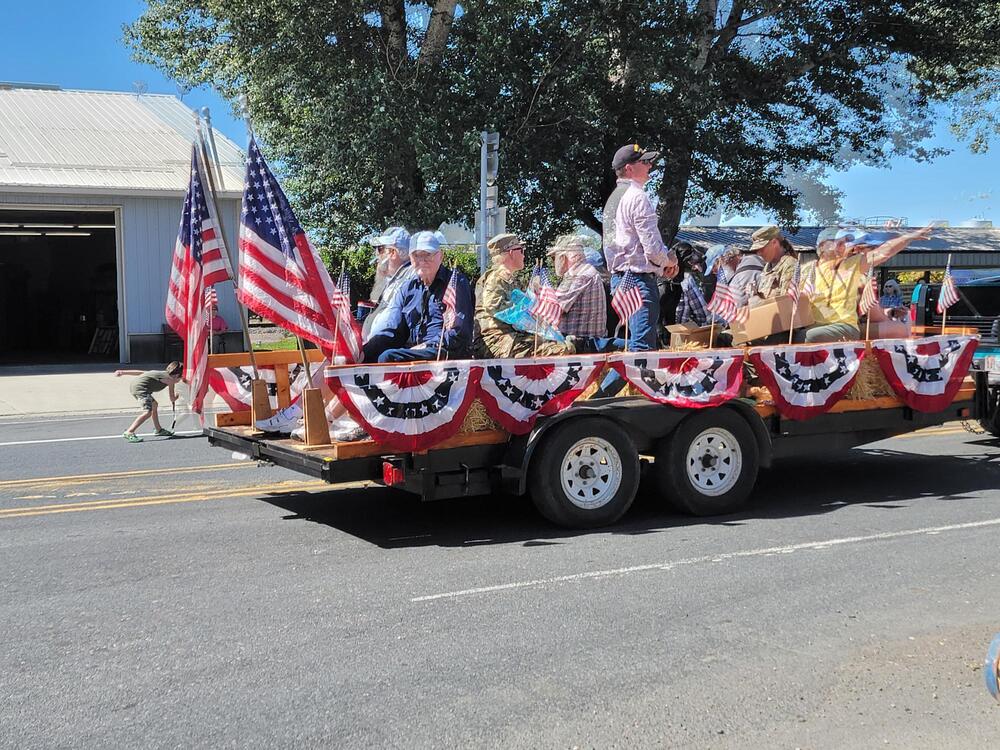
[478,131,500,272]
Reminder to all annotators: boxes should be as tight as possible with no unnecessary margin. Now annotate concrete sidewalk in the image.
[0,363,170,417]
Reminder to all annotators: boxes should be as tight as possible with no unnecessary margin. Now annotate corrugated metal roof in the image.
[675,225,1000,268]
[0,88,244,195]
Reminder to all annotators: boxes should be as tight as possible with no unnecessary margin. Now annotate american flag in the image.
[611,270,644,323]
[165,146,231,417]
[529,265,562,328]
[331,269,352,322]
[442,267,459,329]
[204,286,218,310]
[787,260,802,308]
[937,259,959,313]
[237,136,361,362]
[801,263,816,298]
[706,269,738,322]
[858,269,879,315]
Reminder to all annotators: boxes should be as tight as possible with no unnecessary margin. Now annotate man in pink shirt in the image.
[591,143,678,397]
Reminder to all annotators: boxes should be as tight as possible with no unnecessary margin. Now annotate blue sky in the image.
[3,0,997,228]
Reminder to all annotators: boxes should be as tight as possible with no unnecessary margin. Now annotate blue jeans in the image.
[373,346,438,363]
[593,272,660,398]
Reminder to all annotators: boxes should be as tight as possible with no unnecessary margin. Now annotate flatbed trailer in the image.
[205,369,994,529]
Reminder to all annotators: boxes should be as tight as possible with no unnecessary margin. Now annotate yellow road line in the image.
[0,480,330,519]
[893,427,968,440]
[0,462,253,490]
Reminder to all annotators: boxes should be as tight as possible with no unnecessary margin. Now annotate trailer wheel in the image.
[529,417,639,528]
[655,409,758,517]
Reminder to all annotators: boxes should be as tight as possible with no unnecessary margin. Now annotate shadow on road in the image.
[259,439,1000,549]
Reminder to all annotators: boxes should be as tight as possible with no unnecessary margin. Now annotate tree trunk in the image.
[655,145,693,246]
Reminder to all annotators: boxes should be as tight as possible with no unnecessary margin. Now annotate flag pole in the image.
[709,319,715,349]
[436,265,453,361]
[788,257,802,346]
[532,260,540,357]
[195,113,260,379]
[941,253,952,333]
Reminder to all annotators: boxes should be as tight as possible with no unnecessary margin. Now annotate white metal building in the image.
[0,84,245,364]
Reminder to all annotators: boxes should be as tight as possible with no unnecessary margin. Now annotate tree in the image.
[127,0,999,251]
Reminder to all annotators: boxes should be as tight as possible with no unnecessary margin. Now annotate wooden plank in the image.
[752,385,976,419]
[215,411,251,427]
[283,429,510,461]
[274,365,291,410]
[207,349,325,368]
[303,388,331,446]
[251,379,273,422]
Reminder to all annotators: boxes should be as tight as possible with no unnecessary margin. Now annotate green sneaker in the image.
[154,428,174,437]
[123,432,142,443]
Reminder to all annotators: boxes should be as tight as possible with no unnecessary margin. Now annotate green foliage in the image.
[127,1,1000,248]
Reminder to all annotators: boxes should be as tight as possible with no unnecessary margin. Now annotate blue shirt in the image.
[365,266,474,358]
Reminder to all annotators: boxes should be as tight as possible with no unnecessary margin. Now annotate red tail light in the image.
[382,461,404,486]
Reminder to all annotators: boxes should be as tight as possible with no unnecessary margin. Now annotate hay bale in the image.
[846,353,894,401]
[460,398,501,433]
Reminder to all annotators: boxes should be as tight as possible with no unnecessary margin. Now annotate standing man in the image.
[474,233,574,358]
[363,226,413,340]
[547,234,607,337]
[363,231,473,362]
[592,143,678,397]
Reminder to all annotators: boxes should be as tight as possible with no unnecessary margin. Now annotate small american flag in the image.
[204,286,218,310]
[442,267,459,329]
[937,259,959,313]
[858,270,879,315]
[529,265,562,328]
[331,269,352,322]
[706,269,738,322]
[611,270,644,323]
[801,263,816,298]
[787,260,802,308]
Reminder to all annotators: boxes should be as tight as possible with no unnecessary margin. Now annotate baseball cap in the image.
[704,244,729,274]
[371,226,410,249]
[409,230,446,254]
[816,226,840,248]
[612,143,661,170]
[583,248,606,269]
[546,234,588,256]
[750,225,781,251]
[487,233,524,258]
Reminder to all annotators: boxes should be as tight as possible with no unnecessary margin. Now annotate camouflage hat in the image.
[487,233,524,258]
[750,225,782,251]
[546,234,588,256]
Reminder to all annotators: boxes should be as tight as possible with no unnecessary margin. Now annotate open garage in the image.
[0,208,119,363]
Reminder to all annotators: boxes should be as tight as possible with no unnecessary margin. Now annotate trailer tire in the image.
[528,417,639,528]
[655,409,758,517]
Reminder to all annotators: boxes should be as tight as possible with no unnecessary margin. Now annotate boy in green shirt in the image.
[114,362,183,442]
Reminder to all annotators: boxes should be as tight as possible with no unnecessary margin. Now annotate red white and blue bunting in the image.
[324,361,481,452]
[608,349,744,409]
[476,356,605,434]
[749,343,867,420]
[870,335,978,413]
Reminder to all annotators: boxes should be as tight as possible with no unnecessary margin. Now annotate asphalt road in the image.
[1,411,999,748]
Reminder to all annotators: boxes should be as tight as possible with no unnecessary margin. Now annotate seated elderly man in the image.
[546,234,607,337]
[474,233,574,358]
[363,226,414,340]
[799,225,932,343]
[363,230,474,362]
[731,225,787,307]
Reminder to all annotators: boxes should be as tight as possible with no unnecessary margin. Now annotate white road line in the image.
[0,431,202,447]
[0,414,130,426]
[411,516,1000,603]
